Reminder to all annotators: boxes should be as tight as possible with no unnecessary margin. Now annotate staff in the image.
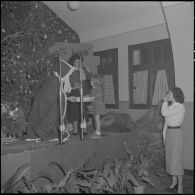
[59,50,64,144]
[79,55,84,140]
[58,51,75,144]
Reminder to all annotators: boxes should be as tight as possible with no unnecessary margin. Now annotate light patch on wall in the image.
[161,1,185,7]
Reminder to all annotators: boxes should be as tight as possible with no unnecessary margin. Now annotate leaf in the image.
[58,169,72,188]
[143,170,149,176]
[126,181,134,193]
[31,171,54,184]
[114,159,123,175]
[2,162,30,193]
[83,152,97,169]
[48,161,66,176]
[123,142,134,160]
[126,169,139,187]
[103,185,115,193]
[41,183,56,193]
[72,158,85,172]
[138,159,149,177]
[77,179,91,187]
[140,176,154,187]
[103,170,116,189]
[95,176,107,190]
[79,169,98,178]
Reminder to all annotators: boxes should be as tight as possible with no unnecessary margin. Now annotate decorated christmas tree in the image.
[1,1,80,138]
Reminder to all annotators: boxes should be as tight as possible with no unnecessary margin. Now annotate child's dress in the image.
[90,86,105,115]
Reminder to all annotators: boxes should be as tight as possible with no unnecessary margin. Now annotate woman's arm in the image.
[163,121,167,141]
[161,101,183,117]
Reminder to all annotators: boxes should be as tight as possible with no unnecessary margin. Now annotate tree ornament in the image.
[41,23,46,28]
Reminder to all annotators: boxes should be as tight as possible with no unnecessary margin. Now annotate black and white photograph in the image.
[1,1,194,194]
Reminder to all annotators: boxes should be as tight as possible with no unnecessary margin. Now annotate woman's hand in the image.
[73,83,80,89]
[68,96,77,102]
[163,91,170,101]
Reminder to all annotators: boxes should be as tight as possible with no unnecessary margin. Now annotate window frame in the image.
[128,39,175,109]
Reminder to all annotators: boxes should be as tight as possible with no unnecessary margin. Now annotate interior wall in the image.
[163,2,194,102]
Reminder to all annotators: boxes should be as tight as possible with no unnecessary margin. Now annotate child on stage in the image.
[88,74,106,138]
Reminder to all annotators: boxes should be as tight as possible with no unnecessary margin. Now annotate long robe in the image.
[26,60,72,140]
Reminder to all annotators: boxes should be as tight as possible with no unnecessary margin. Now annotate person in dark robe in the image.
[26,53,75,140]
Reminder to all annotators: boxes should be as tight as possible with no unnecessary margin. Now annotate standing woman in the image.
[66,54,91,135]
[161,87,185,194]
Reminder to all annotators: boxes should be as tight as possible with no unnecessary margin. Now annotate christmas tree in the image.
[1,1,80,138]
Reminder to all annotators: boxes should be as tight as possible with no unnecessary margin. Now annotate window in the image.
[128,39,175,109]
[94,48,119,108]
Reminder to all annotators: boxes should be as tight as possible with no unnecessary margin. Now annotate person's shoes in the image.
[90,132,102,139]
[167,184,178,192]
[72,132,78,136]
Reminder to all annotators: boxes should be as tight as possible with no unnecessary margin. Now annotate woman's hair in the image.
[68,54,83,66]
[171,87,185,103]
[91,74,103,86]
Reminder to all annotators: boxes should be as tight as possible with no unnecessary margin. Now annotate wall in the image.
[85,2,194,169]
[163,2,194,170]
[80,7,165,42]
[163,2,194,102]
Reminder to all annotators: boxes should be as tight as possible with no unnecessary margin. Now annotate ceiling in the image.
[43,1,185,42]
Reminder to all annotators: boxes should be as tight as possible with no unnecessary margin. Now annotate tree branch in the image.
[1,31,24,44]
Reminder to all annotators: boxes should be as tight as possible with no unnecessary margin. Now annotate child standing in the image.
[89,74,106,138]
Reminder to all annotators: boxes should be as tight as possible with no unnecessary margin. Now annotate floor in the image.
[145,170,194,194]
[1,128,193,194]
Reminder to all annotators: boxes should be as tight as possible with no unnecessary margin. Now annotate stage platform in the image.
[1,131,137,188]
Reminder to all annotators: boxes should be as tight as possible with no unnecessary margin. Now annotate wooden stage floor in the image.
[1,131,132,155]
[1,131,193,194]
[1,131,137,188]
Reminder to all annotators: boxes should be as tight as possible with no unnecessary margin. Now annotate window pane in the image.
[133,71,148,104]
[153,45,162,63]
[152,70,169,105]
[133,49,140,65]
[163,43,172,60]
[101,57,107,66]
[141,48,150,64]
[103,74,115,104]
